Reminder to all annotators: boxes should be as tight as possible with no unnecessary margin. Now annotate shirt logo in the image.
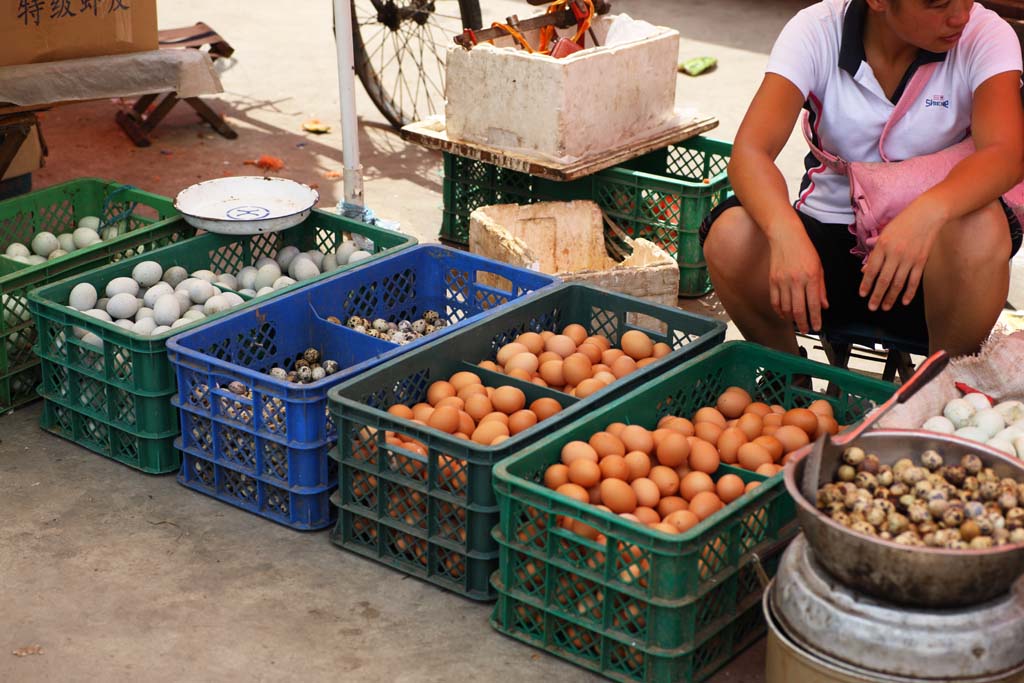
[925,94,950,109]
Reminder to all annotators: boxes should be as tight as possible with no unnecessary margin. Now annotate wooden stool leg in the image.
[116,92,180,147]
[0,116,33,178]
[184,97,238,139]
[126,94,159,121]
[819,334,852,397]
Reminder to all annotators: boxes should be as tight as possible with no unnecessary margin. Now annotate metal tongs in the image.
[799,350,950,501]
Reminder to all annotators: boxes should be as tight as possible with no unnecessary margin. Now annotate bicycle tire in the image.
[351,0,482,130]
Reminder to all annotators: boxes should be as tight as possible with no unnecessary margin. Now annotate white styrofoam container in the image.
[444,16,680,161]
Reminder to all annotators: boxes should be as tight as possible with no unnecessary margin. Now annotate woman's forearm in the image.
[728,146,806,244]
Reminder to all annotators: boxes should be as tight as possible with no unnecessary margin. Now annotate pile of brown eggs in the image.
[479,325,669,398]
[382,370,564,448]
[542,417,763,538]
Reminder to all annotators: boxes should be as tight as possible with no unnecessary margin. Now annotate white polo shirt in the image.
[766,0,1022,225]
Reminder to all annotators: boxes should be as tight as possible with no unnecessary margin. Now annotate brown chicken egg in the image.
[492,386,526,414]
[773,425,811,454]
[411,402,434,423]
[716,474,745,503]
[600,478,637,513]
[655,432,690,467]
[599,454,631,481]
[688,439,721,474]
[680,471,715,500]
[539,360,565,387]
[563,353,593,386]
[388,404,414,420]
[472,420,509,444]
[694,421,723,446]
[610,354,639,379]
[736,413,764,441]
[783,408,819,437]
[496,342,529,366]
[464,394,493,422]
[590,431,626,458]
[427,381,456,406]
[807,398,834,417]
[753,435,784,461]
[649,465,680,496]
[693,407,726,428]
[631,478,661,508]
[543,463,570,489]
[568,459,602,488]
[561,440,599,465]
[584,335,611,351]
[658,496,689,518]
[576,343,603,364]
[737,442,773,471]
[562,323,588,346]
[556,483,590,504]
[620,330,654,360]
[545,334,577,358]
[427,406,460,434]
[601,348,625,366]
[665,509,700,532]
[515,332,545,355]
[575,378,606,398]
[623,451,652,481]
[652,342,672,358]
[663,417,696,436]
[477,360,502,374]
[508,409,538,435]
[689,491,723,521]
[620,425,655,454]
[716,389,751,418]
[530,397,563,420]
[633,507,661,525]
[716,427,748,464]
[744,402,772,417]
[506,352,540,375]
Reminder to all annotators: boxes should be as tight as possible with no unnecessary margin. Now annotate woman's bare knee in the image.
[704,207,768,281]
[930,201,1011,270]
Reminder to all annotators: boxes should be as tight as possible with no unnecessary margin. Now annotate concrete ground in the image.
[0,0,982,681]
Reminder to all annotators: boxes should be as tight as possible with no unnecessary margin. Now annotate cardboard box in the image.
[470,201,680,316]
[0,0,158,68]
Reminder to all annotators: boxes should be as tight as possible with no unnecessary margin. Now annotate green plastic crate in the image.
[440,137,732,297]
[28,210,416,474]
[327,283,726,600]
[489,341,895,681]
[0,179,182,415]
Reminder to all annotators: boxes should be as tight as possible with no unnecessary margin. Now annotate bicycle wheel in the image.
[351,0,483,129]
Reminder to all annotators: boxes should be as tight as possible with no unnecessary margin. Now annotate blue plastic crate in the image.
[166,244,559,529]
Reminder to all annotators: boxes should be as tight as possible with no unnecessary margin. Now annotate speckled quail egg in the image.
[269,367,288,380]
[297,366,312,382]
[322,360,339,375]
[372,318,389,333]
[412,319,427,334]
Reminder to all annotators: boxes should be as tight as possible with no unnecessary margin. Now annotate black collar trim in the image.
[838,0,946,78]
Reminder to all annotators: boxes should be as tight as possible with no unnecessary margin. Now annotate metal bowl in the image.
[785,430,1024,608]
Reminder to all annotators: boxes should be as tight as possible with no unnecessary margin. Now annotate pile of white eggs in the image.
[64,241,372,347]
[921,393,1024,459]
[4,216,123,265]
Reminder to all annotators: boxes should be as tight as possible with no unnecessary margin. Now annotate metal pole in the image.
[333,0,364,206]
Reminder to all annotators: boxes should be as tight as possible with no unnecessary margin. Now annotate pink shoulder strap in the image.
[800,60,940,169]
[878,61,939,161]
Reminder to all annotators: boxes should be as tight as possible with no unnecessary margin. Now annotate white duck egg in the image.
[135,306,154,322]
[954,426,989,443]
[131,261,163,287]
[153,294,181,326]
[174,291,192,315]
[47,249,68,260]
[96,297,109,311]
[335,240,357,265]
[5,242,29,258]
[162,266,189,288]
[72,228,101,249]
[188,280,216,304]
[69,283,98,311]
[969,408,1006,439]
[216,273,238,290]
[921,415,955,434]
[944,398,976,430]
[57,233,76,252]
[182,310,206,321]
[30,232,58,257]
[254,256,277,269]
[170,318,192,329]
[987,437,1016,456]
[303,250,324,269]
[254,264,282,290]
[80,332,104,349]
[237,266,258,291]
[287,255,315,279]
[321,252,338,272]
[994,401,1024,426]
[963,392,992,412]
[115,319,134,330]
[143,282,174,308]
[188,304,204,312]
[272,276,296,290]
[348,250,372,264]
[203,295,231,315]
[256,286,274,297]
[239,288,256,297]
[105,277,139,298]
[106,293,140,320]
[275,245,301,271]
[151,325,171,336]
[26,255,45,265]
[191,269,217,283]
[101,225,121,241]
[77,216,101,230]
[133,318,157,336]
[221,292,244,307]
[292,258,320,282]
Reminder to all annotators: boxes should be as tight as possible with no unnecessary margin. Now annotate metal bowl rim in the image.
[784,428,1024,558]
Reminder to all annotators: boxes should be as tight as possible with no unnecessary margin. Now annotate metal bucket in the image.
[764,535,1024,683]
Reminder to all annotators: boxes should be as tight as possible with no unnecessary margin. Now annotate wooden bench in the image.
[116,22,238,147]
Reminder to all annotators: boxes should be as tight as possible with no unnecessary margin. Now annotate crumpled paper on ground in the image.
[0,49,222,107]
[876,332,1024,429]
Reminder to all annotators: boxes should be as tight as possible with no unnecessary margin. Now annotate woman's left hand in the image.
[859,199,945,311]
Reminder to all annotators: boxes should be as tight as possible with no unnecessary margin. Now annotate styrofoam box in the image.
[445,16,680,161]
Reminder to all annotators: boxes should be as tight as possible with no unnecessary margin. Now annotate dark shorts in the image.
[698,196,1022,343]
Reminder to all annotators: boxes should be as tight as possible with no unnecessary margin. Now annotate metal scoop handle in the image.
[800,349,950,500]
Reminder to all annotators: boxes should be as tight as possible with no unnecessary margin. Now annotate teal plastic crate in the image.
[440,136,732,296]
[0,179,182,414]
[28,210,416,473]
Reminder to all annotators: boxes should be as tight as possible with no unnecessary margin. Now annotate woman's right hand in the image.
[767,224,829,334]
